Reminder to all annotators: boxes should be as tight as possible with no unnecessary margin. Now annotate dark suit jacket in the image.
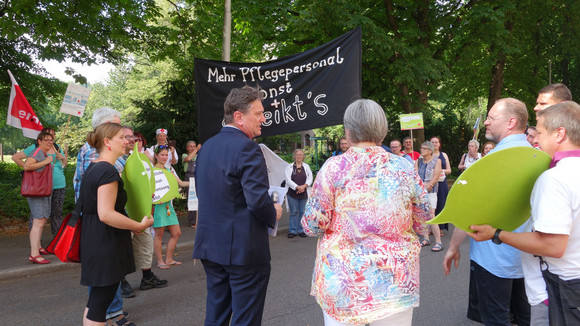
[193,126,277,266]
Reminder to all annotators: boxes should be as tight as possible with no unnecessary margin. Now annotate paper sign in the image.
[152,168,181,204]
[399,113,424,130]
[188,177,198,211]
[268,186,288,237]
[428,147,551,232]
[60,83,91,117]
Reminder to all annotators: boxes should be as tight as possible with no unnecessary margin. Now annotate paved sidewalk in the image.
[0,212,290,281]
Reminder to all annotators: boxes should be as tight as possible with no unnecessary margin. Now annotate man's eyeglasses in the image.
[124,136,135,141]
[485,115,509,122]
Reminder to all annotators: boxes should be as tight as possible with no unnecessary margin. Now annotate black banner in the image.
[194,27,362,142]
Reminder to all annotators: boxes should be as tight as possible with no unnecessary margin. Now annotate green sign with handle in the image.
[428,147,551,232]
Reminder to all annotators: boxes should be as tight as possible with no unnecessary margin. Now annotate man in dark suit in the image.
[193,85,283,326]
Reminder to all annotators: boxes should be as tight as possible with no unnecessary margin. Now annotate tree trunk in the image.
[487,52,506,111]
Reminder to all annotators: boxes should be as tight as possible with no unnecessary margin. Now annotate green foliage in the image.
[0,0,162,122]
[0,162,75,223]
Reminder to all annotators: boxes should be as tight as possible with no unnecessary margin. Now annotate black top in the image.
[288,163,308,200]
[80,161,135,287]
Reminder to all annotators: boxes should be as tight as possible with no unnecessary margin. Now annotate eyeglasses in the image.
[124,136,135,140]
[485,115,509,122]
[135,138,143,142]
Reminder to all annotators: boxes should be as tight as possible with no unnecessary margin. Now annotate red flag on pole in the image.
[6,70,43,139]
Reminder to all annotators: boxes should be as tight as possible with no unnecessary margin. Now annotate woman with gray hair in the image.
[302,99,431,325]
[415,141,444,252]
[458,139,481,171]
[285,148,313,238]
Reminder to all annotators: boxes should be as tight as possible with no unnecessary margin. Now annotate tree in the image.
[0,0,161,122]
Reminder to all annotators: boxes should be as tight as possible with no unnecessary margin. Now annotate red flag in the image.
[6,70,43,139]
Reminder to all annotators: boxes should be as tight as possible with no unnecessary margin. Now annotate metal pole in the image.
[549,59,552,85]
[222,0,231,62]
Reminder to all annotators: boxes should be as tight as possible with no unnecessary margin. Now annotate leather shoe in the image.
[287,233,296,238]
[121,278,135,298]
[140,273,168,290]
[299,232,307,238]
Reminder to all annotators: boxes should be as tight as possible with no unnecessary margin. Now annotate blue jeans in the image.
[287,196,306,234]
[88,283,124,319]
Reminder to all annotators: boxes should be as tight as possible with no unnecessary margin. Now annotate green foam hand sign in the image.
[428,147,551,232]
[122,144,155,222]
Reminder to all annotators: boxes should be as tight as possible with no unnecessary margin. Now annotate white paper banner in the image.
[152,169,170,203]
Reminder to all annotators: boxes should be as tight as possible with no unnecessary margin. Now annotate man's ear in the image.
[233,111,243,126]
[555,127,567,144]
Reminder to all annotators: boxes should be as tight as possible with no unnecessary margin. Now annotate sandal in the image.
[29,255,50,264]
[167,260,182,266]
[431,243,444,252]
[420,238,430,247]
[39,248,49,255]
[108,314,135,326]
[158,264,170,270]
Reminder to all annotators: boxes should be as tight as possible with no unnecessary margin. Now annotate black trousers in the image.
[467,260,531,326]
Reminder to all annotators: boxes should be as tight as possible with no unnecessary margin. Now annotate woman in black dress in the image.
[80,123,153,326]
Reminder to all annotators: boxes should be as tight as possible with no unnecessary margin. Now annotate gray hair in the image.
[495,98,528,131]
[185,140,196,148]
[468,139,480,149]
[343,99,388,144]
[223,86,264,124]
[421,141,434,152]
[92,107,121,128]
[537,101,580,146]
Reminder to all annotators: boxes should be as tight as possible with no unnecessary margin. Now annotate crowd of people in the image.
[12,82,580,326]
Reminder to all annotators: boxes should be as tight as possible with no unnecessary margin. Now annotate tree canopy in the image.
[2,0,580,163]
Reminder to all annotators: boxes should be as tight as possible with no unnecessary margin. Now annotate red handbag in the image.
[46,201,82,263]
[21,148,53,197]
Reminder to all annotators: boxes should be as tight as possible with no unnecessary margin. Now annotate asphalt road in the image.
[0,227,480,326]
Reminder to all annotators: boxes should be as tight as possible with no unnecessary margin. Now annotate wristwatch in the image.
[492,228,503,245]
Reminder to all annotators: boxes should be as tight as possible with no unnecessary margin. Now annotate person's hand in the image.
[274,203,283,221]
[467,225,495,242]
[170,146,176,154]
[196,144,201,151]
[137,216,154,232]
[443,247,460,275]
[45,156,54,163]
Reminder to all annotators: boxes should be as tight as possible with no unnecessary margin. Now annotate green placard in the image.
[428,147,551,232]
[122,145,155,222]
[400,113,424,130]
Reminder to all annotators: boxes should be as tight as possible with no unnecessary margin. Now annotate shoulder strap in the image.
[32,147,43,157]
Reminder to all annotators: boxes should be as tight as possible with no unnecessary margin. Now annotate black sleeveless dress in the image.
[79,161,135,287]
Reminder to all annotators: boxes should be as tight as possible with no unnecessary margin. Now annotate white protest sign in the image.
[152,169,170,203]
[60,83,91,117]
[188,177,198,211]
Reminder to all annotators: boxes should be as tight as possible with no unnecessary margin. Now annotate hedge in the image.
[0,162,188,225]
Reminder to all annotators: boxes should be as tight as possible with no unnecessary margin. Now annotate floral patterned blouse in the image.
[302,146,431,324]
